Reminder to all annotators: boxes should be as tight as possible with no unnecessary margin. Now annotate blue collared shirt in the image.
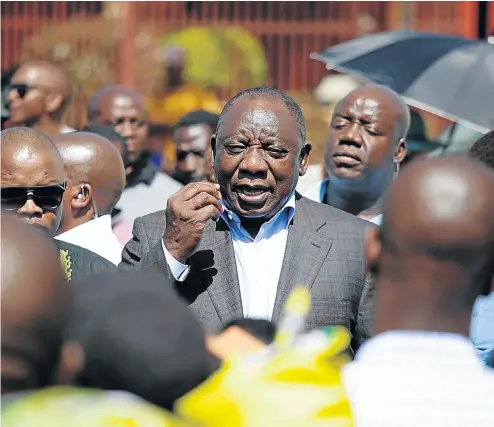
[163,192,296,320]
[470,292,494,366]
[218,193,295,320]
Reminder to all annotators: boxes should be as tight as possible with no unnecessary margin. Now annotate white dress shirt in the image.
[305,178,382,225]
[342,331,494,427]
[55,215,123,265]
[163,193,296,320]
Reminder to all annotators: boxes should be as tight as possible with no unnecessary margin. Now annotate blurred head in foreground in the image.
[1,127,66,236]
[1,215,73,394]
[366,156,494,336]
[68,270,219,410]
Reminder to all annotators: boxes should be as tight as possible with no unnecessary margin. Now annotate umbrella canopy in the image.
[311,31,494,133]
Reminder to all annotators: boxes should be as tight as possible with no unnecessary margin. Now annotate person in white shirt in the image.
[53,131,126,265]
[305,84,410,226]
[343,155,494,427]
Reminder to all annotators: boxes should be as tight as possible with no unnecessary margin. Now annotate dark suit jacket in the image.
[54,240,116,282]
[119,194,375,352]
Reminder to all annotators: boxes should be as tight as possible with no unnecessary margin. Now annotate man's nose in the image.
[184,154,199,172]
[17,199,43,216]
[8,88,20,102]
[117,121,135,139]
[239,147,268,175]
[339,123,363,147]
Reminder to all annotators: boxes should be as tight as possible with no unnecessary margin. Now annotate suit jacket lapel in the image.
[271,196,333,323]
[196,220,243,323]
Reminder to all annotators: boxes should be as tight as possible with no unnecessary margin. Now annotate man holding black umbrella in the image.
[306,84,410,225]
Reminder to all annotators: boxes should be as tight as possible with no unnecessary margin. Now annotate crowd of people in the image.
[1,59,494,426]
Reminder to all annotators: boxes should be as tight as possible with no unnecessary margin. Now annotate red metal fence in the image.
[0,1,482,128]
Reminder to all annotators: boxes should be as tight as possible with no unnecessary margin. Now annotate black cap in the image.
[68,270,219,410]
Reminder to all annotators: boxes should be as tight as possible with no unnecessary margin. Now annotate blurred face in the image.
[98,94,148,163]
[325,90,405,188]
[8,66,53,126]
[173,124,214,184]
[1,148,65,236]
[214,98,310,219]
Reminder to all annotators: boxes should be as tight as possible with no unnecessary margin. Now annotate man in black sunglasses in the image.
[7,60,76,135]
[1,127,116,280]
[1,127,66,235]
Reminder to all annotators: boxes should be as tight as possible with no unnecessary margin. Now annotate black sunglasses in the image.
[8,83,43,99]
[0,183,67,211]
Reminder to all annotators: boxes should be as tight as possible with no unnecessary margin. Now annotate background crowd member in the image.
[0,127,115,280]
[7,60,75,135]
[121,87,374,354]
[172,110,219,185]
[53,131,126,265]
[81,124,134,245]
[1,215,76,396]
[468,130,494,366]
[343,156,494,426]
[306,84,410,225]
[67,270,219,410]
[87,85,182,225]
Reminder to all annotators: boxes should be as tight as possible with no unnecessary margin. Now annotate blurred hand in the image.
[163,182,222,263]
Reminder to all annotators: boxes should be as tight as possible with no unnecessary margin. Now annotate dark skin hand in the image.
[163,182,223,263]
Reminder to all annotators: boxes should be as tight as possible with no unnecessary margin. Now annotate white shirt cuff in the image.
[161,240,190,282]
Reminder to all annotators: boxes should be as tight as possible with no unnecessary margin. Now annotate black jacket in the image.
[54,240,116,282]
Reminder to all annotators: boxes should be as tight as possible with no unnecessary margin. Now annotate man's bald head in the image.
[1,127,65,236]
[9,60,72,126]
[368,155,494,335]
[338,84,411,139]
[87,86,144,122]
[87,86,148,163]
[52,132,126,227]
[1,214,69,393]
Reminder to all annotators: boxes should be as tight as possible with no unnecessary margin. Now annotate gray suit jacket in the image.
[119,194,374,352]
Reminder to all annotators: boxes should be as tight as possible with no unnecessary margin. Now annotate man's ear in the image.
[365,225,382,276]
[394,138,407,165]
[72,183,92,210]
[298,143,312,176]
[45,91,64,115]
[211,134,217,160]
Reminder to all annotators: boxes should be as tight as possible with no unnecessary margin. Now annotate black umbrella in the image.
[311,31,494,133]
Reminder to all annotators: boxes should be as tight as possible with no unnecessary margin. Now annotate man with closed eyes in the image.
[305,84,410,226]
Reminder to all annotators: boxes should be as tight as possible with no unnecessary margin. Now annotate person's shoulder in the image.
[298,195,373,230]
[54,241,116,280]
[138,209,167,226]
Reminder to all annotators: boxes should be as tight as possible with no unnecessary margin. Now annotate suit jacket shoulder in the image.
[296,195,373,236]
[54,240,116,281]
